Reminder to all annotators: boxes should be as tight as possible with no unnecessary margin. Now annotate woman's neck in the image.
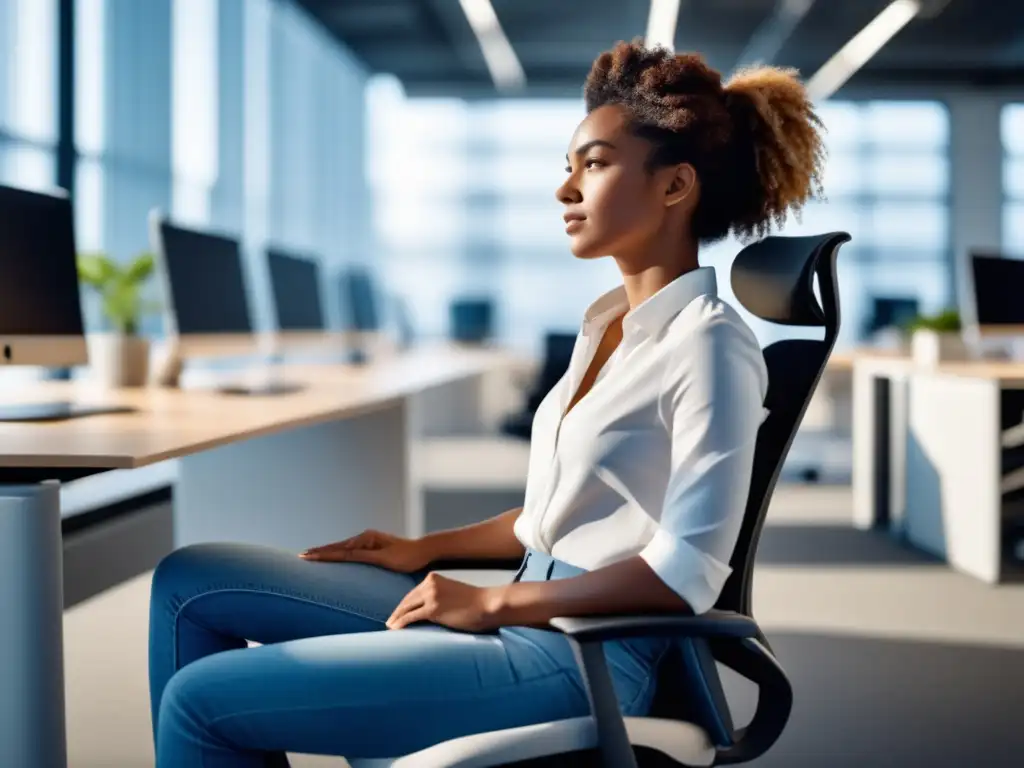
[615,252,699,310]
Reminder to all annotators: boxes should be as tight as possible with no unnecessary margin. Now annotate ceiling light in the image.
[457,0,525,91]
[805,0,921,100]
[646,0,682,52]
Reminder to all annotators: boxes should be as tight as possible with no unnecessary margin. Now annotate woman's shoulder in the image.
[665,292,762,352]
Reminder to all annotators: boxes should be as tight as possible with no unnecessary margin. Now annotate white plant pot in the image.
[911,329,967,367]
[87,333,151,388]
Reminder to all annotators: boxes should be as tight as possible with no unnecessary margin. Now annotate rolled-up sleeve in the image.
[638,318,767,614]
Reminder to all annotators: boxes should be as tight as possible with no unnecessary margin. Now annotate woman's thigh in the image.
[150,542,422,645]
[157,624,590,762]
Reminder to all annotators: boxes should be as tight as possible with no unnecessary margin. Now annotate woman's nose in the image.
[556,177,581,205]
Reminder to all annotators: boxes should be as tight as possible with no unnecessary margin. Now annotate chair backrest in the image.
[715,232,849,616]
[645,233,848,763]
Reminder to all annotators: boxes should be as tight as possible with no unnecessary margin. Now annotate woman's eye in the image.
[585,159,603,169]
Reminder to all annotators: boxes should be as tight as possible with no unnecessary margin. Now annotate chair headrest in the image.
[731,233,850,327]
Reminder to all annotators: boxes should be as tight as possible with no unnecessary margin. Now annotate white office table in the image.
[0,344,506,768]
[853,354,1024,584]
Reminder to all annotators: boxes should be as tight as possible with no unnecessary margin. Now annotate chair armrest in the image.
[712,637,793,764]
[548,610,758,642]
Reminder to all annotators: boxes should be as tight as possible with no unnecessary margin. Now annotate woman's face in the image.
[556,104,684,261]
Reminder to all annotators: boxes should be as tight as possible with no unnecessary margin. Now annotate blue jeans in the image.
[149,544,670,766]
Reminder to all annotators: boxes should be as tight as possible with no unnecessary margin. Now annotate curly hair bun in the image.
[724,66,825,238]
[584,40,825,243]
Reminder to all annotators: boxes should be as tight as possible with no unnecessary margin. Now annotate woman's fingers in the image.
[302,545,386,564]
[387,602,431,630]
[387,584,427,627]
[300,530,378,558]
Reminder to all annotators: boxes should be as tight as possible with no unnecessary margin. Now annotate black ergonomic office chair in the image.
[351,232,849,768]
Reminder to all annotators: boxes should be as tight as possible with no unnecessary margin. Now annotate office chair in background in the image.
[500,332,577,440]
[353,231,850,768]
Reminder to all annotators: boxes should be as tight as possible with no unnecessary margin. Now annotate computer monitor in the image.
[337,267,381,364]
[339,267,380,333]
[863,296,920,337]
[966,252,1024,331]
[150,212,302,395]
[268,248,325,332]
[151,214,253,349]
[0,184,135,421]
[0,185,88,366]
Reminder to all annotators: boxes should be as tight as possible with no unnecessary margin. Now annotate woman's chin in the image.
[568,238,604,260]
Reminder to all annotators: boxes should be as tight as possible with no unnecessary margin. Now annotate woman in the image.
[149,41,825,765]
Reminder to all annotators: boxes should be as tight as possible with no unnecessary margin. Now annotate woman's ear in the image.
[665,164,698,208]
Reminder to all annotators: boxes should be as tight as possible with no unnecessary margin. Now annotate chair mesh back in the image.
[648,232,848,729]
[714,339,829,614]
[716,232,848,616]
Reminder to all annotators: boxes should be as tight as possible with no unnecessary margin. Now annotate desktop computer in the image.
[0,184,136,421]
[150,212,303,396]
[337,266,381,365]
[960,251,1024,359]
[268,248,326,334]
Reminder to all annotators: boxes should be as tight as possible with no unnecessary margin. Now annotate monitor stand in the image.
[211,361,306,397]
[216,381,306,397]
[346,347,369,366]
[0,401,137,423]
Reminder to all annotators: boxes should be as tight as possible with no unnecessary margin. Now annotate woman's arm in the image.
[420,506,527,562]
[489,556,687,627]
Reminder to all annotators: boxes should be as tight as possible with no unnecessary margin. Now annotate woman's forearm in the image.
[490,556,689,627]
[420,506,526,562]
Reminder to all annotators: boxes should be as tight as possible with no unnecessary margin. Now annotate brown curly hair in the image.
[584,40,826,244]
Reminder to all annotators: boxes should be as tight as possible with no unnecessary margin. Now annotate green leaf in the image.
[904,308,962,334]
[77,252,120,288]
[124,251,156,284]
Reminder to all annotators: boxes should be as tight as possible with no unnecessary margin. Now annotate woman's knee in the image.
[151,543,239,606]
[157,657,228,753]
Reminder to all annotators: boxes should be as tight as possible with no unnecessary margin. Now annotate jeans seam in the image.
[171,587,389,672]
[203,668,586,732]
[620,641,672,714]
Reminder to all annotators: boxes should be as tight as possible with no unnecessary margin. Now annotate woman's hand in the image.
[299,529,435,574]
[387,572,506,632]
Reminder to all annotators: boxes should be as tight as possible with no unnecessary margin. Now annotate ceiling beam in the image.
[421,0,493,83]
[734,0,815,70]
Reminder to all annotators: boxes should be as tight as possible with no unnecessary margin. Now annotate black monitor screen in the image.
[864,296,920,336]
[971,253,1024,326]
[268,249,325,331]
[0,185,85,335]
[158,221,252,334]
[339,267,379,332]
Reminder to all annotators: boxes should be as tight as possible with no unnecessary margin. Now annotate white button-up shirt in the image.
[513,267,769,614]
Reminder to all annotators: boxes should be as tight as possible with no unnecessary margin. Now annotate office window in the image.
[1002,104,1024,254]
[0,0,58,385]
[368,91,952,352]
[172,0,219,227]
[0,0,58,192]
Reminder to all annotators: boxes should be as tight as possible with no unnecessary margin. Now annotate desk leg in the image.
[175,400,422,550]
[0,482,67,768]
[852,367,885,530]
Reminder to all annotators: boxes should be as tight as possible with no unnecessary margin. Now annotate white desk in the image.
[853,355,1024,584]
[0,344,507,768]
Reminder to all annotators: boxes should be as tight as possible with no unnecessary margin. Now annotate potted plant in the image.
[77,251,159,387]
[904,308,966,366]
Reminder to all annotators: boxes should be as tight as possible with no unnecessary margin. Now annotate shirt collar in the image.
[581,267,718,338]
